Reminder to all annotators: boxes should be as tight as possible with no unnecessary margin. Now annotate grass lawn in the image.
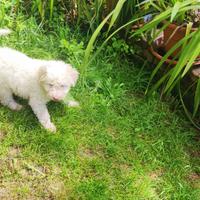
[0,18,200,200]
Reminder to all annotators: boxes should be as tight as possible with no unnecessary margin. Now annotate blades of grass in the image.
[181,5,200,13]
[132,1,200,38]
[159,0,167,10]
[82,0,94,33]
[182,30,200,77]
[0,0,5,25]
[12,0,20,12]
[150,0,163,12]
[107,0,126,34]
[82,11,114,70]
[181,0,200,7]
[181,22,192,51]
[85,16,143,67]
[50,0,54,20]
[36,0,44,20]
[149,21,170,44]
[178,82,200,130]
[193,78,200,117]
[131,9,172,37]
[166,74,181,96]
[166,34,196,90]
[156,51,181,96]
[182,43,200,77]
[147,68,173,95]
[147,32,195,92]
[164,31,199,92]
[170,1,181,22]
[77,0,82,25]
[95,0,104,25]
[126,0,137,16]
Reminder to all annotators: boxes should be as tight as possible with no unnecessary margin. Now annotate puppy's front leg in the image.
[29,98,56,132]
[63,93,79,107]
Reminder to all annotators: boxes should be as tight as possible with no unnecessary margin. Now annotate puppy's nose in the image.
[53,97,60,101]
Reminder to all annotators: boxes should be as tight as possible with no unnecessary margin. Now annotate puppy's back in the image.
[0,47,30,66]
[0,47,40,98]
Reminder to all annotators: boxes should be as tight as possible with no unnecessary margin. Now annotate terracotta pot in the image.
[149,46,200,66]
[163,23,198,57]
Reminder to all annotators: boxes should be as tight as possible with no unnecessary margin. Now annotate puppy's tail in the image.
[0,29,11,36]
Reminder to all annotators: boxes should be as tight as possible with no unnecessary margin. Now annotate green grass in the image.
[0,17,200,200]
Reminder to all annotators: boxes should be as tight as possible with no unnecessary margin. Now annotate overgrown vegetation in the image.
[0,1,200,199]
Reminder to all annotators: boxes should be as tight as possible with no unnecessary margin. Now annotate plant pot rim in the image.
[163,20,198,31]
[149,46,200,66]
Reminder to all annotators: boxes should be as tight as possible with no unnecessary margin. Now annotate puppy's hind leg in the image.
[0,88,23,111]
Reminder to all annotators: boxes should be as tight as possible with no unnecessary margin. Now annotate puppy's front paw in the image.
[9,103,23,111]
[44,122,57,133]
[14,104,23,111]
[68,100,80,107]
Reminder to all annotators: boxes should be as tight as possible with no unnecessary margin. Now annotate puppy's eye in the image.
[61,85,67,88]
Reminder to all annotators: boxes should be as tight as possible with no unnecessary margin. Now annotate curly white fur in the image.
[0,29,11,36]
[0,30,79,132]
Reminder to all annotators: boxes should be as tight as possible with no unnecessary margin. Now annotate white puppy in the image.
[0,30,79,132]
[0,29,11,36]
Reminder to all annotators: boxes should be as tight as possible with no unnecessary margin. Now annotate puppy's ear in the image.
[68,64,79,86]
[38,66,47,82]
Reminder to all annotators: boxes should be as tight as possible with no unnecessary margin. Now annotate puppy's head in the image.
[39,61,79,101]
